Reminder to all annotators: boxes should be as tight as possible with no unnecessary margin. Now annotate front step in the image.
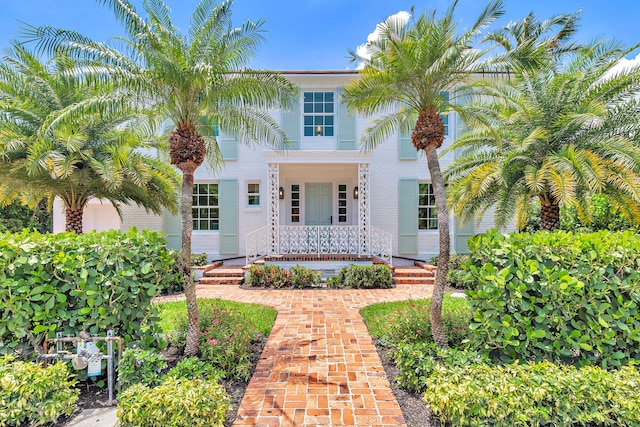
[198,265,244,285]
[392,264,436,285]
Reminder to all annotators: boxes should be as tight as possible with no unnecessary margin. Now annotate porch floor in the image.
[157,284,435,426]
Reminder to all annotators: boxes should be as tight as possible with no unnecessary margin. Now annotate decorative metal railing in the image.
[246,225,392,266]
[245,226,270,265]
[369,226,393,265]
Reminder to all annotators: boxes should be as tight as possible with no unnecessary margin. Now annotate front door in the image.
[305,183,332,225]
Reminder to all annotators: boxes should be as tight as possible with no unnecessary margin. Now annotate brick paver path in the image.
[183,284,434,426]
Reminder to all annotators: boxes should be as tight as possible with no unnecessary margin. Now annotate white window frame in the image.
[303,91,335,137]
[418,182,438,231]
[245,181,261,209]
[192,182,219,231]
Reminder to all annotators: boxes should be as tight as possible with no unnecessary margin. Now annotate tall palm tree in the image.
[342,0,504,347]
[0,43,179,233]
[445,40,640,230]
[26,0,296,356]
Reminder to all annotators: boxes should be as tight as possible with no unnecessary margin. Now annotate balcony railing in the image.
[246,225,392,266]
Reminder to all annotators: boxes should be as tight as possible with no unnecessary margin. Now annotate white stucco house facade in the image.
[53,71,507,262]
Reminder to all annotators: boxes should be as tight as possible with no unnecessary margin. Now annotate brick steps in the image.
[198,264,245,285]
[392,264,436,285]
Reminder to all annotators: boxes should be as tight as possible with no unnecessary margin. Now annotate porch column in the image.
[268,163,279,254]
[358,162,370,256]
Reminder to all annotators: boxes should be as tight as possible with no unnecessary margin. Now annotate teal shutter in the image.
[399,130,417,160]
[162,208,181,250]
[440,91,450,137]
[337,87,356,150]
[454,218,474,254]
[398,178,419,254]
[219,179,239,254]
[218,132,238,160]
[281,99,300,150]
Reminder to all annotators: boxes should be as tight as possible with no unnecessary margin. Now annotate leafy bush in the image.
[0,201,51,234]
[117,377,230,427]
[170,300,256,380]
[245,264,292,288]
[0,355,79,426]
[465,229,640,367]
[191,253,209,267]
[118,348,167,390]
[424,361,640,426]
[326,264,393,289]
[290,264,323,288]
[0,229,177,354]
[429,253,473,289]
[393,342,488,392]
[560,193,638,232]
[166,357,222,381]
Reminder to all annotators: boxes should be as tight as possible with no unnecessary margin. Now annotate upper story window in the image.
[303,92,334,137]
[193,183,219,231]
[418,183,437,230]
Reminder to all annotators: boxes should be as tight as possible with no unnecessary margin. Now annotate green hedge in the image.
[464,229,640,367]
[117,377,230,427]
[424,361,640,426]
[326,264,393,289]
[0,229,177,354]
[0,355,79,426]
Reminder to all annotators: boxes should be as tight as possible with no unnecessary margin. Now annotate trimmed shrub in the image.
[424,361,640,426]
[465,229,640,367]
[117,377,230,427]
[0,229,177,354]
[428,253,473,289]
[245,264,292,288]
[191,253,208,267]
[0,355,79,426]
[326,264,393,289]
[118,348,167,390]
[166,357,223,381]
[290,264,323,288]
[393,342,488,392]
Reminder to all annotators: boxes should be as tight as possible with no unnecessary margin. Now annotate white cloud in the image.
[355,11,411,69]
[604,52,640,80]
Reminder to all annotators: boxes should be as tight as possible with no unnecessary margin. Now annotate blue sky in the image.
[1,1,639,70]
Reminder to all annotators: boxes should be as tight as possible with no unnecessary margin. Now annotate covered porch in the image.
[246,151,392,265]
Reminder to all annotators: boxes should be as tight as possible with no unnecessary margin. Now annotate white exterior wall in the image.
[53,198,121,233]
[54,71,514,260]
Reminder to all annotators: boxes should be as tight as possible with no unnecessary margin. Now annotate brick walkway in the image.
[184,284,434,427]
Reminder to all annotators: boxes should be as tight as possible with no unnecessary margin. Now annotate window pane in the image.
[210,196,218,206]
[325,116,334,125]
[338,184,346,191]
[304,116,313,125]
[325,127,334,136]
[292,200,299,207]
[199,220,209,231]
[292,216,299,223]
[339,207,346,215]
[314,92,323,102]
[325,103,334,113]
[418,219,427,230]
[192,208,198,219]
[292,193,299,200]
[304,127,313,136]
[339,215,346,222]
[292,185,299,191]
[248,183,259,193]
[292,208,299,214]
[211,209,219,219]
[325,92,334,102]
[211,221,219,231]
[304,92,313,102]
[314,103,324,113]
[339,200,346,207]
[304,104,313,113]
[193,220,198,229]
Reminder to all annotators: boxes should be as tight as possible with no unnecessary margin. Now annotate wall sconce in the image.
[353,186,359,199]
[279,187,284,199]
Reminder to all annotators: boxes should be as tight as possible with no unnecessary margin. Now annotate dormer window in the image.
[303,92,334,136]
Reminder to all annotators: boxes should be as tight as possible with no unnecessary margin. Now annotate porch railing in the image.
[246,225,393,266]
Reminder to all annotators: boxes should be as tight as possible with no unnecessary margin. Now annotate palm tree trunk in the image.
[540,200,560,231]
[65,207,84,233]
[181,171,200,357]
[425,147,450,348]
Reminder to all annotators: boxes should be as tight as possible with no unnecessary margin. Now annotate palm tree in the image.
[445,40,640,230]
[342,0,504,347]
[0,43,179,233]
[26,0,296,356]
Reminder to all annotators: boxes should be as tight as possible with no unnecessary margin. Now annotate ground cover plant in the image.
[0,355,79,426]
